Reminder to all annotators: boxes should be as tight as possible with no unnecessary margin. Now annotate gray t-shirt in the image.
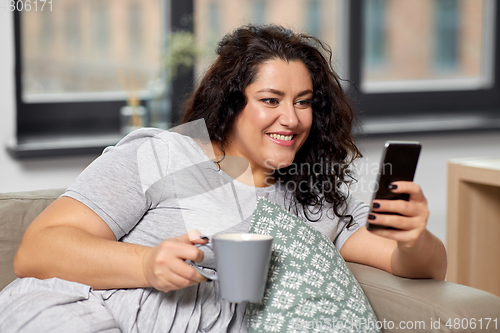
[62,128,369,332]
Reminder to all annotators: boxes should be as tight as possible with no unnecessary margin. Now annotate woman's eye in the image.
[295,99,313,108]
[261,98,280,106]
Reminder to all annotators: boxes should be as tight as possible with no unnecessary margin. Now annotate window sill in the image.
[358,112,500,136]
[6,133,123,159]
[6,113,500,159]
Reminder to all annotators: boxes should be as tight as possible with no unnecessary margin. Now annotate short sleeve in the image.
[62,128,166,240]
[333,197,369,250]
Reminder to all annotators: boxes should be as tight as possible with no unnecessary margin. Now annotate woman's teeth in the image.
[268,133,293,141]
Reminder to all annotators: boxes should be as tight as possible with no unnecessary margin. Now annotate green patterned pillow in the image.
[247,197,381,333]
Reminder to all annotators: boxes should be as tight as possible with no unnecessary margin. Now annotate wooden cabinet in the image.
[447,158,500,297]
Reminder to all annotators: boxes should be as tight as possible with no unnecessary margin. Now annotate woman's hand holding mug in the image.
[141,231,208,293]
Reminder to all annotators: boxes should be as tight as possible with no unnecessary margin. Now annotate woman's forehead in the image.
[248,59,313,92]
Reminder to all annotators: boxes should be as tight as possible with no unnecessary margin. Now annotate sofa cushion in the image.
[0,189,65,290]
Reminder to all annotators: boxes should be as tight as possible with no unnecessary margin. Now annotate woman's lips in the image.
[266,133,296,146]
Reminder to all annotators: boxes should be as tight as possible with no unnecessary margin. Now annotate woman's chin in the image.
[263,158,295,171]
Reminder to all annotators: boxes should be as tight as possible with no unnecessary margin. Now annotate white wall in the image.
[2,10,500,242]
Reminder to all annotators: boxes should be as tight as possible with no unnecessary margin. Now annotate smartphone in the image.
[366,141,421,231]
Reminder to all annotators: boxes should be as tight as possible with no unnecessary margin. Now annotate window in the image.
[351,0,500,134]
[10,0,186,157]
[361,0,493,91]
[9,0,500,158]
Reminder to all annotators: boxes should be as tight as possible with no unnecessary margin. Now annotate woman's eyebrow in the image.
[256,88,285,96]
[256,88,313,97]
[297,89,313,97]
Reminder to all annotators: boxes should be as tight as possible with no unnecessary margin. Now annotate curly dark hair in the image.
[181,24,362,226]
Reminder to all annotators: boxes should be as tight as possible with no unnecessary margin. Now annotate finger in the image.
[187,229,202,241]
[191,236,209,245]
[168,242,205,263]
[371,199,422,217]
[145,242,208,292]
[158,268,206,291]
[155,241,205,264]
[192,247,205,263]
[169,259,208,284]
[388,181,426,202]
[368,213,419,231]
[173,230,203,243]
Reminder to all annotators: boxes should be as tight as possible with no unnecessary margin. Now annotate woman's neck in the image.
[211,141,276,188]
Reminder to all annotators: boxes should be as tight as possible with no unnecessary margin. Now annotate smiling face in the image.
[223,59,314,186]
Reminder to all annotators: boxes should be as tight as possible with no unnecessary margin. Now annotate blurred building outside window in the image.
[22,0,162,103]
[363,0,386,68]
[94,3,110,54]
[253,0,267,25]
[362,0,495,93]
[434,0,460,71]
[129,3,143,58]
[307,0,323,38]
[193,0,347,82]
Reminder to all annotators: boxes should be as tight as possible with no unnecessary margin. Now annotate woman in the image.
[3,25,446,332]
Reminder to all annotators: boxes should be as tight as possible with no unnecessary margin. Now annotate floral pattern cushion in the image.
[247,197,380,333]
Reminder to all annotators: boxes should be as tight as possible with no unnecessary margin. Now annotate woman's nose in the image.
[278,102,299,127]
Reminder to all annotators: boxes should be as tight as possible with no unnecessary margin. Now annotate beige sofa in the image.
[1,189,500,332]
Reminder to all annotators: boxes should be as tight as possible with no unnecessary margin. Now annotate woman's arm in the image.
[14,197,207,291]
[340,181,447,280]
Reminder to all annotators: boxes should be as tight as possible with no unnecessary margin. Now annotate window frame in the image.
[348,0,500,125]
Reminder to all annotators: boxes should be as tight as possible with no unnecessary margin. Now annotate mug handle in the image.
[185,242,218,281]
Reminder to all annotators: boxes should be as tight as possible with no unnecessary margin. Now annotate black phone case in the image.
[367,141,421,231]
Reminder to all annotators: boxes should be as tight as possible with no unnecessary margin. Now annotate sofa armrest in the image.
[347,262,500,333]
[0,189,65,291]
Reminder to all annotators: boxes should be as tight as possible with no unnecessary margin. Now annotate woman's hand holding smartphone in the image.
[367,141,421,231]
[360,142,446,279]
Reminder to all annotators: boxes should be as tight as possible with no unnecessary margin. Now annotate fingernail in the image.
[388,184,398,190]
[368,214,376,220]
[372,203,380,209]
